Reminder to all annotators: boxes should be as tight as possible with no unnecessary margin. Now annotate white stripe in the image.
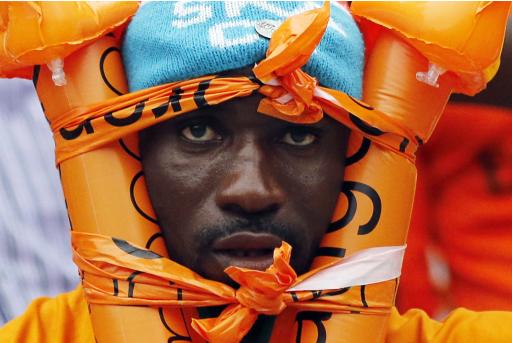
[288,245,406,291]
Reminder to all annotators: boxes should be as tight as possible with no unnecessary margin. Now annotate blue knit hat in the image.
[123,1,364,98]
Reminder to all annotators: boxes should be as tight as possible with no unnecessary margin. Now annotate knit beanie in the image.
[122,1,364,98]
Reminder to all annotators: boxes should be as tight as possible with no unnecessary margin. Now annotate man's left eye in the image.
[181,124,221,142]
[280,129,317,146]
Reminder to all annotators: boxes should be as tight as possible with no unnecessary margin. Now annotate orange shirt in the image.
[2,286,512,343]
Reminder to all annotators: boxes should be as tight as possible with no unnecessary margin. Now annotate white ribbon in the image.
[258,72,343,107]
[288,245,406,291]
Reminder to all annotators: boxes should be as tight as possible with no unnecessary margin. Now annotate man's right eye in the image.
[180,123,221,143]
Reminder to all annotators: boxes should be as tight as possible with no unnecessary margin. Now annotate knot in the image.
[253,2,330,124]
[235,286,287,315]
[191,242,297,343]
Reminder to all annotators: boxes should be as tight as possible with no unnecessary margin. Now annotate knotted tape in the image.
[72,231,394,343]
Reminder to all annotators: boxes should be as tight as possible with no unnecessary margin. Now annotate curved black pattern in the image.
[399,138,409,153]
[158,308,192,342]
[360,285,368,308]
[60,119,94,140]
[145,232,164,249]
[327,190,357,233]
[342,181,382,235]
[129,171,159,224]
[349,113,385,136]
[322,287,350,297]
[295,311,332,343]
[99,46,125,96]
[346,137,371,166]
[127,271,143,297]
[119,138,141,161]
[105,100,145,127]
[348,95,374,111]
[112,237,162,259]
[113,279,119,296]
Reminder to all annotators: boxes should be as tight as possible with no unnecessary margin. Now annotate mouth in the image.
[211,232,283,271]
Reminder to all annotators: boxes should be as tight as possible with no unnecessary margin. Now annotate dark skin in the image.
[140,69,350,286]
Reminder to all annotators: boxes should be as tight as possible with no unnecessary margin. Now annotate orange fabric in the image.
[3,288,512,343]
[0,287,95,343]
[398,104,512,313]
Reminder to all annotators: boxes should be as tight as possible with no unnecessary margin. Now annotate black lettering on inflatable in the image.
[291,292,299,302]
[322,287,350,297]
[177,288,183,301]
[193,79,211,108]
[158,307,192,342]
[295,311,332,343]
[311,290,322,299]
[113,279,119,296]
[105,100,145,127]
[360,285,368,307]
[315,247,346,258]
[112,237,162,259]
[60,118,94,140]
[399,138,409,153]
[130,171,159,224]
[333,181,382,235]
[346,137,371,166]
[327,186,356,233]
[127,271,143,298]
[145,232,164,249]
[99,46,125,96]
[349,113,384,136]
[119,138,141,161]
[153,87,184,117]
[415,135,424,146]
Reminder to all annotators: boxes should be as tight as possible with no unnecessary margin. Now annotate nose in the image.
[216,138,285,216]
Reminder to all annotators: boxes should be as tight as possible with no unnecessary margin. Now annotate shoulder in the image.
[388,306,512,342]
[0,286,94,343]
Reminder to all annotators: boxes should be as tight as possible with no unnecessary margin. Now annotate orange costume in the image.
[1,2,512,343]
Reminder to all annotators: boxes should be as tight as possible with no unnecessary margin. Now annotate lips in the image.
[211,232,283,271]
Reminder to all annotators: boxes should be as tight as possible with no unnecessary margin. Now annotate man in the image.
[2,2,512,342]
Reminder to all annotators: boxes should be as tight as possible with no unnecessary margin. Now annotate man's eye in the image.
[280,129,317,146]
[181,124,221,142]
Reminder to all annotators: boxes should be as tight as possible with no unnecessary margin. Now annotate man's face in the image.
[140,81,350,285]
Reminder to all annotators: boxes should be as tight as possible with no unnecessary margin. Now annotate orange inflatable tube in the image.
[0,2,509,342]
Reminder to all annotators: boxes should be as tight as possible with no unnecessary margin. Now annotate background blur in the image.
[0,79,77,325]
